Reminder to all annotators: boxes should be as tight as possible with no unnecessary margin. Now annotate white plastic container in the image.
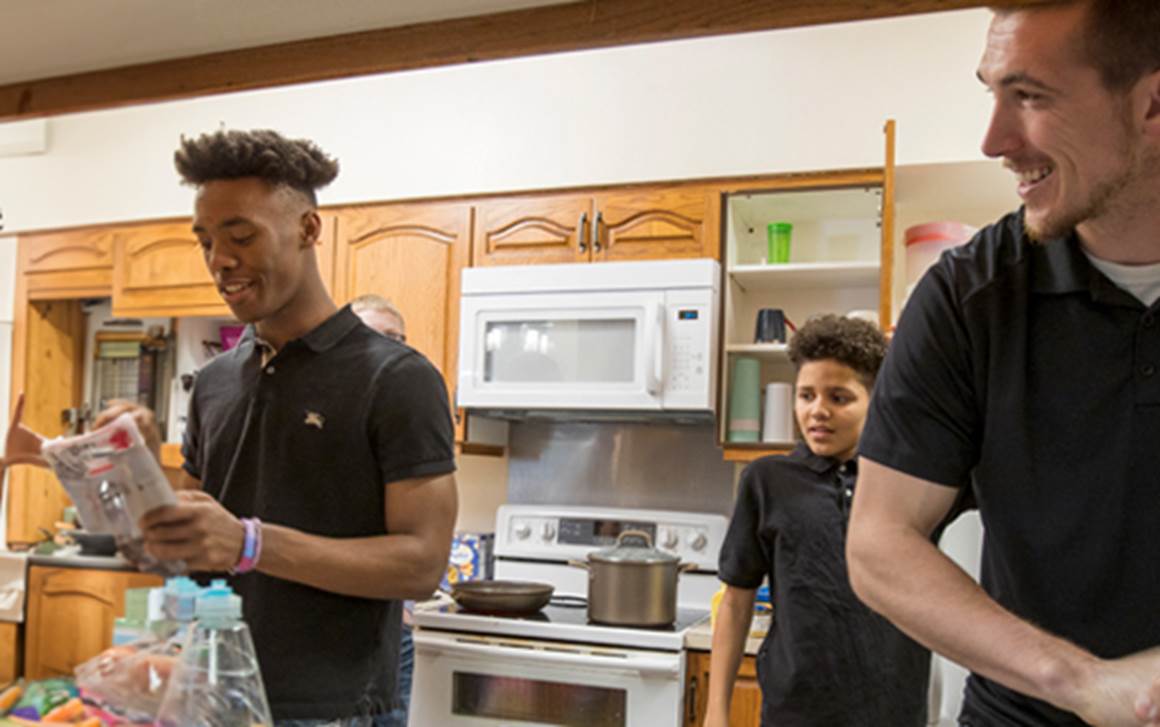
[905,221,977,291]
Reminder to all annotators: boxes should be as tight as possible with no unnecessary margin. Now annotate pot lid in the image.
[590,530,679,565]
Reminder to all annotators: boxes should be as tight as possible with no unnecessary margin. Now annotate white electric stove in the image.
[411,505,729,727]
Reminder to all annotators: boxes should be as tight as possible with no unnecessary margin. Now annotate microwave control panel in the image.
[663,288,716,410]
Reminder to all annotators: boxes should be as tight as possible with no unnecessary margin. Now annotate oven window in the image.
[453,672,627,726]
[483,319,636,384]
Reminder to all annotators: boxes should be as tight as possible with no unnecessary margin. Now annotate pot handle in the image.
[679,562,700,573]
[616,530,654,548]
[567,559,590,570]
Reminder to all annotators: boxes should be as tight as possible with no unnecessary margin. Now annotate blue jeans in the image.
[277,626,413,727]
[388,624,414,726]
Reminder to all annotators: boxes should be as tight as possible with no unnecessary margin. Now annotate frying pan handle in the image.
[679,562,700,573]
[567,559,589,570]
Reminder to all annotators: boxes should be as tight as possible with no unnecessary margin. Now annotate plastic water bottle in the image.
[161,577,199,628]
[154,579,274,727]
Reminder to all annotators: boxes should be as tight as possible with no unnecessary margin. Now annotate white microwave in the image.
[457,259,719,412]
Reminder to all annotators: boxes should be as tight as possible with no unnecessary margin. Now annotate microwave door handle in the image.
[645,302,664,396]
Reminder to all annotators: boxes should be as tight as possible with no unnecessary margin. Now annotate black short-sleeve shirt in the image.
[719,444,932,727]
[861,210,1160,726]
[182,305,456,720]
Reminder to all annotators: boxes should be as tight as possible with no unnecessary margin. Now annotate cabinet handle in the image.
[591,211,603,253]
[577,212,589,253]
[687,674,698,724]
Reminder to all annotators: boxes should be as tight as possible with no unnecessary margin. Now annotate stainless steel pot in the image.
[570,530,697,627]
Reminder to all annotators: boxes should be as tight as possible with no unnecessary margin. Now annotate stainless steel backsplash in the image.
[506,421,736,515]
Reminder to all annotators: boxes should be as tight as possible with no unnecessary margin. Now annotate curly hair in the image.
[174,129,339,205]
[787,314,887,388]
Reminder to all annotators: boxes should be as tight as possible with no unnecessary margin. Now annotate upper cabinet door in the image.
[473,194,592,266]
[333,202,471,390]
[19,228,115,298]
[592,186,719,263]
[112,222,228,316]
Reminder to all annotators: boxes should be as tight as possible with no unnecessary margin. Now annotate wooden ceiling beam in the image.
[0,0,1049,123]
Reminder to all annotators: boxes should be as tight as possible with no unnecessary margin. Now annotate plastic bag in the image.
[8,677,77,721]
[41,413,185,575]
[75,633,182,724]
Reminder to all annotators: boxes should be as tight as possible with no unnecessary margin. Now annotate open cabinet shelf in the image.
[718,121,895,462]
[725,343,790,362]
[730,261,880,292]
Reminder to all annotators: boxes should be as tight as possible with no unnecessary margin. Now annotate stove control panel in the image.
[496,505,728,570]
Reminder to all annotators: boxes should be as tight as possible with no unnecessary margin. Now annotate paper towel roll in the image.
[762,382,795,443]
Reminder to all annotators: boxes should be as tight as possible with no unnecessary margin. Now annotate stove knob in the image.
[540,522,557,542]
[661,528,680,550]
[688,532,708,552]
[514,524,532,540]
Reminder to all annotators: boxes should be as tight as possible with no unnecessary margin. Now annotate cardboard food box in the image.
[441,532,495,591]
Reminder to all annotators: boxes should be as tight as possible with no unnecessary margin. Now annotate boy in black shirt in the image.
[705,315,931,727]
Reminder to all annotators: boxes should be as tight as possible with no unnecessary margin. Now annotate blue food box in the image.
[441,531,495,591]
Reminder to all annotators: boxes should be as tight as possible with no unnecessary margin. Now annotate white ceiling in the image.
[0,0,569,86]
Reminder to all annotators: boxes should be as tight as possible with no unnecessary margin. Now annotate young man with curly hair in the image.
[705,315,936,726]
[103,129,458,725]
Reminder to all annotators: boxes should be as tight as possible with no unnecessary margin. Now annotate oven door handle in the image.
[413,631,681,679]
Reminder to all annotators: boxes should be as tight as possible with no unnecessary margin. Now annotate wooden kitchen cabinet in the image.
[18,227,114,300]
[472,185,719,267]
[111,221,229,317]
[24,565,162,680]
[473,193,591,266]
[591,186,719,262]
[0,623,22,686]
[685,650,761,727]
[332,202,472,438]
[110,215,338,317]
[718,122,896,463]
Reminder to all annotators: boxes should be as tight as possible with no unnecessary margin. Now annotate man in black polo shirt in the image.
[132,129,458,724]
[846,2,1160,726]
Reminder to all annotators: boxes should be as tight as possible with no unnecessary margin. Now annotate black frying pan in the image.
[450,580,555,616]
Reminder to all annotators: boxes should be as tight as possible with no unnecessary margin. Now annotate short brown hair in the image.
[350,294,404,323]
[788,315,887,389]
[174,129,339,205]
[995,0,1160,90]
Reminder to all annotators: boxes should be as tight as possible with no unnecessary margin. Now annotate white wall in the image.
[0,8,996,233]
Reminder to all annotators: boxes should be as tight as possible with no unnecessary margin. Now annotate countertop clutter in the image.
[684,613,771,655]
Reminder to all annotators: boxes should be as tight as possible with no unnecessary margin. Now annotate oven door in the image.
[410,629,685,727]
[457,290,667,411]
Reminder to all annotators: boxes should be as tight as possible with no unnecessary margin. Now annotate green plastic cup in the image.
[767,222,793,264]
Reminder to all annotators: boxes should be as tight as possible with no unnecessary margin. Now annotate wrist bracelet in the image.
[232,517,262,574]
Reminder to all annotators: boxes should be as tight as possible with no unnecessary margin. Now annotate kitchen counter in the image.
[28,548,138,572]
[684,613,770,655]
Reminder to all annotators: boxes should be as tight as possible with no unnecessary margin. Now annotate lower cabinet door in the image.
[685,650,761,727]
[24,566,162,679]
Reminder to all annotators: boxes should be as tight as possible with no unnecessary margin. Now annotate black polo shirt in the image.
[861,210,1160,726]
[182,305,456,720]
[719,444,932,727]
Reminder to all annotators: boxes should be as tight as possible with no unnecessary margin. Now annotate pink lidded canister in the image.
[904,221,977,292]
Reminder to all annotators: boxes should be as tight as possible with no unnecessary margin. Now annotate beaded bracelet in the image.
[232,517,262,574]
